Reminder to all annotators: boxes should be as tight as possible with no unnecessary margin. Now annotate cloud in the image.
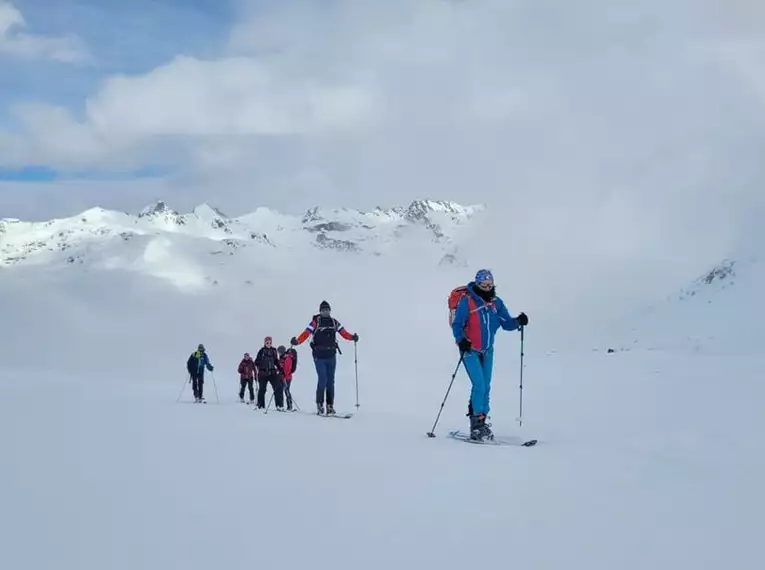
[0,1,89,63]
[0,53,376,172]
[0,0,764,310]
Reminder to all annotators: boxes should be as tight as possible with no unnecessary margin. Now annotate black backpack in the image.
[257,347,279,374]
[310,314,338,355]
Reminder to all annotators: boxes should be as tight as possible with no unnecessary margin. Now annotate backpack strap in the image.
[465,295,484,317]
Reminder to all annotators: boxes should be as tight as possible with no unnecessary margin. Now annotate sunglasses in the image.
[477,280,493,290]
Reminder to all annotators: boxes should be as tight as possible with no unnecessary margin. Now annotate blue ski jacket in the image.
[451,282,519,352]
[187,350,213,376]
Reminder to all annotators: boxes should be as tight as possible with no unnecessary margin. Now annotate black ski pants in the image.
[191,373,204,399]
[257,373,284,408]
[239,378,254,401]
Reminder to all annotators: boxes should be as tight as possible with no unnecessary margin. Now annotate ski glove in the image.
[352,333,359,342]
[458,338,472,353]
[516,312,528,326]
[290,336,298,346]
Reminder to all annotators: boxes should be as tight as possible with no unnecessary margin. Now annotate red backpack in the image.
[448,286,470,326]
[449,285,489,328]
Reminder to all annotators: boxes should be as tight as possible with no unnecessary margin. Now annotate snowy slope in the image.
[603,252,764,355]
[0,199,763,570]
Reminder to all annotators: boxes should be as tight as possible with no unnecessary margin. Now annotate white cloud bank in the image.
[1,1,762,175]
[0,0,763,289]
[0,1,89,63]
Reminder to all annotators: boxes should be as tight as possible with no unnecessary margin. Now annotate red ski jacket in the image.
[279,352,294,381]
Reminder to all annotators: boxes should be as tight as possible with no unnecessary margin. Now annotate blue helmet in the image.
[475,269,494,285]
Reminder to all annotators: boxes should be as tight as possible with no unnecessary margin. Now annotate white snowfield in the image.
[0,200,762,570]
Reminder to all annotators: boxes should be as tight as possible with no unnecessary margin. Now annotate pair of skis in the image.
[250,405,353,419]
[427,425,537,447]
[316,410,353,419]
[444,430,537,447]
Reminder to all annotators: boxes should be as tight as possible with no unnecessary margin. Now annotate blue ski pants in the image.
[463,348,494,416]
[314,355,337,406]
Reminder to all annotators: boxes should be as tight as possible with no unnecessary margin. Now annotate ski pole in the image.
[518,326,525,426]
[354,340,360,409]
[285,381,300,411]
[211,372,220,404]
[264,391,274,413]
[176,375,189,402]
[426,352,465,438]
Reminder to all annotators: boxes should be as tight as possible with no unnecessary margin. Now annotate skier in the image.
[254,336,284,410]
[450,269,528,440]
[186,343,214,403]
[277,345,297,411]
[290,300,358,415]
[237,352,256,404]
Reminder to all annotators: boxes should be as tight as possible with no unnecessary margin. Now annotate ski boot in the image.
[467,403,492,429]
[326,404,336,416]
[317,403,325,415]
[469,414,484,441]
[479,415,494,440]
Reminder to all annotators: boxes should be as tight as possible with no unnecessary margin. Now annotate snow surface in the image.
[0,200,763,570]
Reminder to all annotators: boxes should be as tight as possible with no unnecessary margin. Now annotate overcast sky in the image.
[0,1,763,268]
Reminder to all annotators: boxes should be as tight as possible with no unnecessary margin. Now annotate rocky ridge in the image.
[0,199,482,267]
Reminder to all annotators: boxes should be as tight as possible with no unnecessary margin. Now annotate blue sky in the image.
[0,0,232,133]
[10,0,233,68]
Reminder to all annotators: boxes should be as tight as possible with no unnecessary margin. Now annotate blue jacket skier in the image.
[451,269,528,440]
[186,344,214,403]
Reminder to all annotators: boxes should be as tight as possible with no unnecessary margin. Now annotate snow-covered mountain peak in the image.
[676,258,739,301]
[401,199,475,220]
[192,203,229,220]
[139,200,175,218]
[190,203,231,232]
[606,252,763,354]
[0,198,481,269]
[303,199,482,224]
[137,200,186,226]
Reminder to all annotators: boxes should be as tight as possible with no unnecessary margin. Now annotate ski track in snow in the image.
[1,349,762,570]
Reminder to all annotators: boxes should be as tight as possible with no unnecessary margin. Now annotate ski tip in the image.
[522,439,538,447]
